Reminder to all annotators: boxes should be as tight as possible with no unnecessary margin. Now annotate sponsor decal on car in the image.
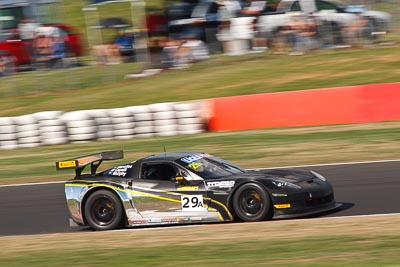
[274,204,291,209]
[57,160,77,169]
[180,154,203,163]
[206,181,235,188]
[272,193,288,197]
[177,185,199,190]
[188,162,203,170]
[108,164,133,177]
[128,219,148,224]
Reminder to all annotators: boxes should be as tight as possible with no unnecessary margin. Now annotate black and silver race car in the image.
[56,150,340,231]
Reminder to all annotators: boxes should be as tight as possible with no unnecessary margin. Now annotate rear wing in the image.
[56,150,124,178]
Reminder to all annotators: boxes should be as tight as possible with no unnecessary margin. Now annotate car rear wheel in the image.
[233,183,272,222]
[84,190,124,230]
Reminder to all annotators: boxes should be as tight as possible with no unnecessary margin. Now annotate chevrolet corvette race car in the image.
[56,151,340,231]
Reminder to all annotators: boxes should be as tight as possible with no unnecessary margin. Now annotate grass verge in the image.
[1,214,400,266]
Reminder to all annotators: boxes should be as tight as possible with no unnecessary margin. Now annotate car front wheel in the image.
[233,183,272,222]
[84,190,124,230]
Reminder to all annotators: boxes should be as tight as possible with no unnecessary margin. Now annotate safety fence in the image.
[0,101,205,150]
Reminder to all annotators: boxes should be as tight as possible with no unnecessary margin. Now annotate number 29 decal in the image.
[181,195,206,211]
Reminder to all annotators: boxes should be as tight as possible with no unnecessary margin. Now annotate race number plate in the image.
[181,195,206,211]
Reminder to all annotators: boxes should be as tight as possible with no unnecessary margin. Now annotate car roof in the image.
[142,151,204,162]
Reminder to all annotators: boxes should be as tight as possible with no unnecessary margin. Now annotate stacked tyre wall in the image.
[2,82,399,150]
[0,101,206,150]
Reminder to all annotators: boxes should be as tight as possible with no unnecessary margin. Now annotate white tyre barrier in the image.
[61,111,97,143]
[154,124,177,136]
[34,111,63,121]
[109,108,134,139]
[37,112,68,145]
[14,114,37,125]
[0,117,15,126]
[40,131,67,139]
[134,126,153,134]
[178,129,204,135]
[108,107,132,118]
[97,130,114,140]
[0,117,18,150]
[149,102,175,112]
[95,117,113,126]
[174,102,201,111]
[39,125,67,133]
[135,133,155,138]
[60,110,92,121]
[152,111,176,120]
[0,140,18,150]
[67,126,98,135]
[68,133,97,142]
[135,120,153,127]
[1,100,208,149]
[88,109,114,141]
[0,124,15,134]
[112,116,134,124]
[178,123,204,132]
[177,117,204,125]
[126,105,149,114]
[64,119,96,128]
[17,124,39,132]
[18,136,41,144]
[41,137,69,145]
[113,122,135,131]
[134,112,152,121]
[153,119,177,127]
[113,128,135,137]
[0,133,17,141]
[176,110,200,118]
[14,114,41,148]
[38,119,65,127]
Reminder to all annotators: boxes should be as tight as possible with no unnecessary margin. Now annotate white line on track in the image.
[1,158,400,188]
[0,181,64,188]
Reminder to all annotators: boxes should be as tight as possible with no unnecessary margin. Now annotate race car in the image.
[56,150,340,231]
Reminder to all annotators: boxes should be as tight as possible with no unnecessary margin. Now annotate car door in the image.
[130,161,210,223]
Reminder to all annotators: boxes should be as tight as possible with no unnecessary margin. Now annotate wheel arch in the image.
[80,186,128,226]
[228,180,273,221]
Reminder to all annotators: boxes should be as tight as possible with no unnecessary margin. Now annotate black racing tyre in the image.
[233,183,272,222]
[84,190,124,230]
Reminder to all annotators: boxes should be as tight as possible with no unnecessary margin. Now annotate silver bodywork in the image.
[65,178,230,227]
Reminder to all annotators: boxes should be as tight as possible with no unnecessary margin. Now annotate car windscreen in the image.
[176,154,244,179]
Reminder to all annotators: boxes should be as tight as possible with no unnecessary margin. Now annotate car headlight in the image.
[271,179,301,189]
[310,171,326,182]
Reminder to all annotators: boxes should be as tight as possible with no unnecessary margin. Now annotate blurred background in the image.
[0,0,398,97]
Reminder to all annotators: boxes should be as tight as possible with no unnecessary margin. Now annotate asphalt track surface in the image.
[1,160,400,236]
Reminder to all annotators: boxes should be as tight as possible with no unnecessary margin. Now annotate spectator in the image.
[33,27,65,69]
[216,0,242,54]
[18,18,40,41]
[241,0,266,15]
[342,12,369,47]
[93,42,122,65]
[33,27,54,66]
[241,0,267,52]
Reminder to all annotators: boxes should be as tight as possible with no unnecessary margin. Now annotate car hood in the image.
[244,168,315,183]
